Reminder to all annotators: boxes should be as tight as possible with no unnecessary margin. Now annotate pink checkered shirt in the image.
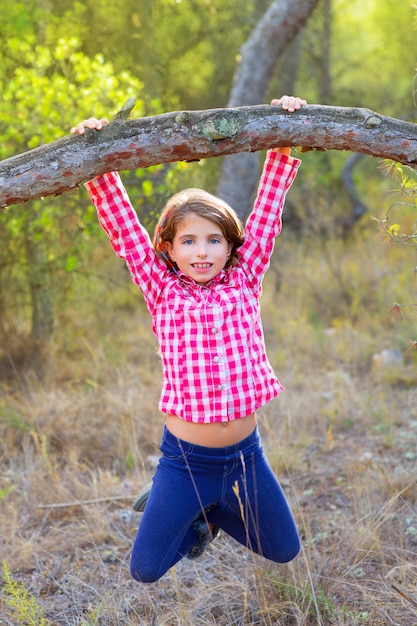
[85,151,300,423]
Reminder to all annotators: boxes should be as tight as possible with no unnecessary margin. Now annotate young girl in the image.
[71,95,306,583]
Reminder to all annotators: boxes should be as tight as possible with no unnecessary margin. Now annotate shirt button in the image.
[216,384,224,391]
[213,356,220,363]
[211,327,218,334]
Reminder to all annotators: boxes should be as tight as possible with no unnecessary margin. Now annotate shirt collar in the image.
[176,268,231,289]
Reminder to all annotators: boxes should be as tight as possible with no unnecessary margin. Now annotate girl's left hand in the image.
[271,96,307,112]
[70,118,109,135]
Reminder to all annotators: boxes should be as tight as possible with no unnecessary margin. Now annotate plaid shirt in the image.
[85,151,300,423]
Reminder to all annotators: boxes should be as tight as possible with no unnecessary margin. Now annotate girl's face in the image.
[165,213,232,285]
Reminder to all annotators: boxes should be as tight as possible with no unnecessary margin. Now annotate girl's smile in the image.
[166,213,232,285]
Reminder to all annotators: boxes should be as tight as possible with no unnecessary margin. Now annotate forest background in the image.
[1,0,417,624]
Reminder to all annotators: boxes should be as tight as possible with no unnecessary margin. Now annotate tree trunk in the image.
[217,0,321,217]
[340,153,368,234]
[318,0,332,104]
[277,34,303,99]
[19,228,54,376]
[1,103,417,210]
[227,0,321,108]
[24,234,54,343]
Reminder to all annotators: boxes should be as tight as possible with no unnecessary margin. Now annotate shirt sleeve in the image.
[238,151,301,292]
[85,171,168,311]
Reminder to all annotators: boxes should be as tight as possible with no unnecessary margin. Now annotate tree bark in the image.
[1,103,417,210]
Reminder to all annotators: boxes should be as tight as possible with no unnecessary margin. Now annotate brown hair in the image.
[153,188,244,270]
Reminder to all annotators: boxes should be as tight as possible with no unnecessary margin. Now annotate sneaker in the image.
[132,483,152,512]
[187,516,220,559]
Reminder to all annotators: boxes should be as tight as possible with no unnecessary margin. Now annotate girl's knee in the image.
[130,562,162,584]
[273,534,301,563]
[130,549,167,583]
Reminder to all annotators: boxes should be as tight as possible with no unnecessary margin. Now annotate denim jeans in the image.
[130,425,300,583]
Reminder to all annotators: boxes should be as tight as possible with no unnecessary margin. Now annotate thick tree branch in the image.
[1,103,416,208]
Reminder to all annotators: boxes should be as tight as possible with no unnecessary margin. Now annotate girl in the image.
[71,95,306,583]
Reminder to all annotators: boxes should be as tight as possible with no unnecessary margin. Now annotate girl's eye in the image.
[182,239,194,245]
[209,238,221,244]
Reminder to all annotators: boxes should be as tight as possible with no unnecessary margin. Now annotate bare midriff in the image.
[165,412,257,447]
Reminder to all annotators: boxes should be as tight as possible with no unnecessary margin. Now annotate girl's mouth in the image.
[192,263,212,269]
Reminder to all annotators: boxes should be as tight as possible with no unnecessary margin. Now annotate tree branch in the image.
[1,103,416,208]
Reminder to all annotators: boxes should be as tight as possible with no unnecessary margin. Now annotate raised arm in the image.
[236,96,306,291]
[85,172,169,310]
[71,117,169,309]
[238,151,300,291]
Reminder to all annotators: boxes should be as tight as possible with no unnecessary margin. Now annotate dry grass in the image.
[1,232,417,625]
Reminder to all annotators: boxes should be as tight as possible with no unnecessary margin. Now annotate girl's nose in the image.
[196,244,208,257]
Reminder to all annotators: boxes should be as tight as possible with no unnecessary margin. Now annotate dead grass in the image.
[1,233,417,625]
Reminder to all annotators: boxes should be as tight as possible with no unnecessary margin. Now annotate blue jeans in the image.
[130,425,300,583]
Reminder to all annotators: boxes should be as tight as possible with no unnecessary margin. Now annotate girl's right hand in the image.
[70,118,109,135]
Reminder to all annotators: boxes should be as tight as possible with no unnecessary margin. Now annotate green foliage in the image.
[292,0,415,116]
[0,486,15,502]
[1,562,52,626]
[375,161,417,246]
[0,403,29,433]
[42,0,265,110]
[0,37,143,153]
[369,161,417,330]
[0,34,162,341]
[0,0,416,347]
[268,573,371,624]
[125,160,190,235]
